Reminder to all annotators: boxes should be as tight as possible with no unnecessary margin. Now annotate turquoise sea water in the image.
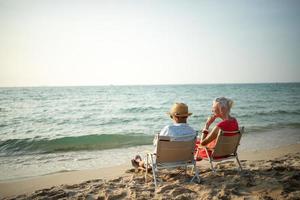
[1,83,300,180]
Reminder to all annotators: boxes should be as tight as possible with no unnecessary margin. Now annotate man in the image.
[132,102,196,169]
[154,102,196,144]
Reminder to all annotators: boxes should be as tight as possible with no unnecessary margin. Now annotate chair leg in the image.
[204,147,216,173]
[195,147,199,161]
[209,160,216,173]
[190,162,201,183]
[236,155,242,171]
[190,164,194,174]
[145,154,149,182]
[150,154,158,189]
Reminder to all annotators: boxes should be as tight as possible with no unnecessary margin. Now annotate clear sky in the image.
[0,0,299,87]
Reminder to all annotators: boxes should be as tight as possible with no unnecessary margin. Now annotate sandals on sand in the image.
[131,155,142,168]
[131,159,139,168]
[131,155,152,172]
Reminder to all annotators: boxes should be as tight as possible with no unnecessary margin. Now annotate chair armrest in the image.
[159,136,171,141]
[197,144,214,150]
[146,151,156,155]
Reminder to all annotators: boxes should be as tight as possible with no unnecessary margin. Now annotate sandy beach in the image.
[1,143,299,200]
[1,0,299,197]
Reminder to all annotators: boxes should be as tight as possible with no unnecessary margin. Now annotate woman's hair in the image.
[214,97,234,111]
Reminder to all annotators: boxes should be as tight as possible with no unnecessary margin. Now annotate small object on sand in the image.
[131,159,139,168]
[131,155,142,168]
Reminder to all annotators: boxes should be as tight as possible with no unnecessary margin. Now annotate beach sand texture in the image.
[1,144,300,200]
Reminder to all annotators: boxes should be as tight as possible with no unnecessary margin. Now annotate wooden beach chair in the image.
[197,127,244,173]
[145,134,200,189]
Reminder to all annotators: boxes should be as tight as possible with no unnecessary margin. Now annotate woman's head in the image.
[212,97,234,118]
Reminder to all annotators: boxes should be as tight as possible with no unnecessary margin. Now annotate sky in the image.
[0,0,300,87]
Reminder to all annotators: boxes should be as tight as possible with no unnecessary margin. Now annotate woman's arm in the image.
[200,126,220,146]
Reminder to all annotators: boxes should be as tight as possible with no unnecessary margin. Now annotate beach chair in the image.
[145,134,200,189]
[197,127,244,173]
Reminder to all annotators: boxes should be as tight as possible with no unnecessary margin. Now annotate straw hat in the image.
[167,103,192,117]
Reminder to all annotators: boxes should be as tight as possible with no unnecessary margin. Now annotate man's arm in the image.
[159,125,169,136]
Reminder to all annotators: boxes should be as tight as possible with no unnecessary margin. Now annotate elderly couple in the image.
[131,97,239,170]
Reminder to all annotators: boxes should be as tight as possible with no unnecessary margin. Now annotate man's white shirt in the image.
[153,123,196,146]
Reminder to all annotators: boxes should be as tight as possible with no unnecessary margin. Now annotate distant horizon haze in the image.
[0,81,299,88]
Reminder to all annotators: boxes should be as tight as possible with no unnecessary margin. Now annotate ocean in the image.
[1,83,300,181]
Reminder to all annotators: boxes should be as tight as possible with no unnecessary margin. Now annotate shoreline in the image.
[1,143,300,198]
[1,127,299,183]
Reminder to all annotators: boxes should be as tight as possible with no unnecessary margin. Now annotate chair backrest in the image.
[212,127,244,157]
[156,135,196,163]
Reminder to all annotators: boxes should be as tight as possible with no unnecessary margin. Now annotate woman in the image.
[195,97,239,160]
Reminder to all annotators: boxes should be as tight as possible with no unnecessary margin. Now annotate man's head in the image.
[168,103,192,123]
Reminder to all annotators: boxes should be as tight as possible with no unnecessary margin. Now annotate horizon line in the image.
[0,81,299,88]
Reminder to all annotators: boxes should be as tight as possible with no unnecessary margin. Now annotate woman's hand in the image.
[198,143,205,148]
[205,115,217,129]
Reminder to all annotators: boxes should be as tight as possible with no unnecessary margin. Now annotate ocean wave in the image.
[0,124,8,128]
[244,122,300,133]
[238,110,300,118]
[0,134,153,156]
[98,117,141,126]
[120,106,160,113]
